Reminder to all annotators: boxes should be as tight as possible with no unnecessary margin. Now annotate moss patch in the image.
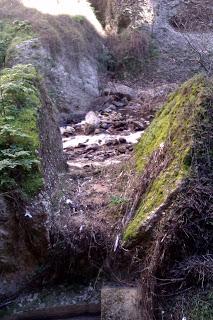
[0,64,43,197]
[124,75,213,241]
[0,20,35,68]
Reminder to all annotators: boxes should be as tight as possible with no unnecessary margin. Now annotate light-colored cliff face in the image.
[92,0,213,83]
[20,0,104,35]
[151,0,213,82]
[0,0,105,123]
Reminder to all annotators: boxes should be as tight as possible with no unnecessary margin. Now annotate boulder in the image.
[123,75,213,246]
[62,126,76,137]
[104,83,136,100]
[112,100,126,108]
[84,123,96,135]
[84,111,100,135]
[128,120,145,131]
[85,111,100,127]
[86,144,99,152]
[119,137,127,144]
[117,146,126,154]
[106,139,119,146]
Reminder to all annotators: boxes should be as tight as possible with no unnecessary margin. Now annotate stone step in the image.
[101,287,140,320]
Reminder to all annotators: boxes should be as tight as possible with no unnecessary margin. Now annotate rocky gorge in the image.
[0,1,212,319]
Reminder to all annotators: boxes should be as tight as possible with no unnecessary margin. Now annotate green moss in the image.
[124,75,212,241]
[0,20,35,67]
[73,15,86,23]
[0,64,43,197]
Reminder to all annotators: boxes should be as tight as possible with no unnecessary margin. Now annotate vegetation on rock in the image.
[0,64,43,197]
[124,75,213,242]
[0,20,35,67]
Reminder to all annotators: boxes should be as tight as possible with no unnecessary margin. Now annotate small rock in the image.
[85,111,100,127]
[117,146,126,154]
[84,123,95,135]
[121,97,128,106]
[105,105,117,112]
[94,128,102,134]
[119,137,127,144]
[112,100,125,108]
[113,121,126,129]
[100,122,110,130]
[86,144,99,152]
[106,139,119,146]
[77,143,86,148]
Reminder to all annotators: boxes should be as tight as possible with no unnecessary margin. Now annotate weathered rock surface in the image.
[93,0,213,83]
[104,83,136,100]
[101,287,140,320]
[123,75,213,245]
[0,0,104,122]
[0,65,65,274]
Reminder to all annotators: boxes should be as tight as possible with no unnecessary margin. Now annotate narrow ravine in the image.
[61,86,151,171]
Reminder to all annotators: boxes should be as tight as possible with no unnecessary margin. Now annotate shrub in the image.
[106,28,155,78]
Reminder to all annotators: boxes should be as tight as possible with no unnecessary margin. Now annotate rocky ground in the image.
[53,82,178,249]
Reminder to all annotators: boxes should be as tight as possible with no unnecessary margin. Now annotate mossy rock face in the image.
[0,20,35,68]
[0,64,43,197]
[123,75,213,244]
[0,64,64,273]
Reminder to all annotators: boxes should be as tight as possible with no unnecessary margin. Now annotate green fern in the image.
[0,64,43,197]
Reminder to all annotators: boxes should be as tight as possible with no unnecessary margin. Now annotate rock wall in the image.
[0,0,105,123]
[0,64,65,274]
[123,75,213,245]
[92,0,213,83]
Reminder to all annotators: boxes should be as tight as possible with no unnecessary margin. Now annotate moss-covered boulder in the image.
[123,75,213,245]
[0,64,64,272]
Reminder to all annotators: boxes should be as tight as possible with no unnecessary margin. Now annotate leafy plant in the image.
[0,20,35,67]
[0,64,43,197]
[73,15,85,23]
[109,195,127,207]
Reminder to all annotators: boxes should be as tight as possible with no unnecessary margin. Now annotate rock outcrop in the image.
[0,64,65,273]
[123,75,213,246]
[92,0,213,83]
[0,0,104,122]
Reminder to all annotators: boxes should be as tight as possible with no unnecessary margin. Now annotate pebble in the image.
[119,137,127,144]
